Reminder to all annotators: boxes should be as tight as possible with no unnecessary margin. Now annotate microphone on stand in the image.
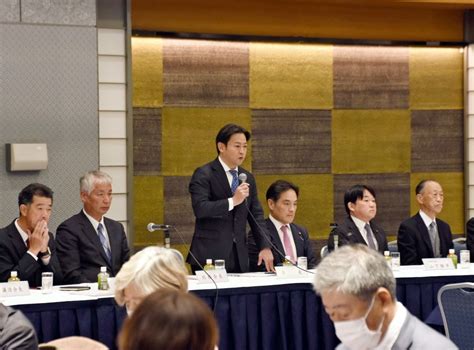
[147,223,173,248]
[147,223,173,231]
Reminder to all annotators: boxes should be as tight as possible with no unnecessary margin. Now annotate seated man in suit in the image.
[328,184,388,253]
[0,183,63,287]
[56,171,130,283]
[313,244,457,349]
[250,180,316,269]
[398,179,453,265]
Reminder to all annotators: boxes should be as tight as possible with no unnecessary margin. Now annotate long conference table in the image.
[3,265,474,350]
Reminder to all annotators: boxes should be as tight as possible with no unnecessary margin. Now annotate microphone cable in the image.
[243,199,316,275]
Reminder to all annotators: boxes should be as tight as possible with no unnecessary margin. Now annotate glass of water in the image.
[214,259,225,270]
[391,252,400,271]
[41,272,53,294]
[460,250,470,267]
[297,257,308,270]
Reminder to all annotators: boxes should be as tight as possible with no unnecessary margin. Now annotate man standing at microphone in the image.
[187,124,274,273]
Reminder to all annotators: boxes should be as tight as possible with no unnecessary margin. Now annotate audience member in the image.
[398,180,453,265]
[0,183,62,287]
[250,180,316,270]
[119,289,219,350]
[0,303,38,349]
[56,171,130,283]
[187,123,273,273]
[328,185,388,253]
[114,246,188,314]
[40,336,108,350]
[313,244,457,349]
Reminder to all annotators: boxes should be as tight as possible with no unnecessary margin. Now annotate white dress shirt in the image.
[218,156,239,211]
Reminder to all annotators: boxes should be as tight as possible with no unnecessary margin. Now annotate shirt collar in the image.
[419,210,436,228]
[269,214,288,231]
[82,209,105,231]
[14,219,29,243]
[350,215,368,232]
[375,302,407,350]
[218,156,238,173]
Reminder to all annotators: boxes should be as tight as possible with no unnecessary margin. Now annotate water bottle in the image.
[97,266,109,290]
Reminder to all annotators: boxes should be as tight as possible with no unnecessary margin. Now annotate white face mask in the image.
[333,295,384,350]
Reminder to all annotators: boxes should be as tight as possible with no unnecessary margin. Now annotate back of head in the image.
[313,244,396,302]
[115,246,188,305]
[119,289,219,350]
[80,170,112,194]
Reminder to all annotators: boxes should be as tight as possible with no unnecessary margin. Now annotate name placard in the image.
[422,258,455,270]
[195,270,229,284]
[275,265,311,279]
[0,281,30,297]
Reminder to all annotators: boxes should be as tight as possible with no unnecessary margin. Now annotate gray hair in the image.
[313,244,396,301]
[80,170,112,194]
[115,246,188,306]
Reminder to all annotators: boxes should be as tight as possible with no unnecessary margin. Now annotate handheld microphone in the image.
[147,223,173,232]
[238,173,247,183]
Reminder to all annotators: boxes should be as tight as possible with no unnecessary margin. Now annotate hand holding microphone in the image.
[232,173,249,206]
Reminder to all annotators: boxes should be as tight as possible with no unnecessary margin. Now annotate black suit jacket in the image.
[0,221,63,287]
[56,211,130,284]
[465,217,474,262]
[327,216,388,254]
[187,158,270,272]
[397,213,453,265]
[266,219,317,268]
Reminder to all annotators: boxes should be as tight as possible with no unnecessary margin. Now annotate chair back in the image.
[437,282,474,348]
[453,237,467,259]
[387,240,398,253]
[320,245,328,259]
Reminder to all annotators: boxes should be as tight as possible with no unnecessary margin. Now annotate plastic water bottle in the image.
[447,249,458,269]
[204,259,215,271]
[8,271,20,282]
[97,266,109,290]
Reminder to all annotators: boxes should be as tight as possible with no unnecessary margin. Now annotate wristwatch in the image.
[38,247,51,258]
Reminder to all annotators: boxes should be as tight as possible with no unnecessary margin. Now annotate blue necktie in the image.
[98,223,111,263]
[230,170,239,194]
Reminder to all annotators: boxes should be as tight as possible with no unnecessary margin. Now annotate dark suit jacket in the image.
[465,217,474,262]
[250,219,317,270]
[187,158,270,272]
[397,213,453,265]
[0,221,63,287]
[56,211,130,284]
[327,216,388,254]
[0,304,38,350]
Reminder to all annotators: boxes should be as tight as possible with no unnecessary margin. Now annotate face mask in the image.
[333,295,384,350]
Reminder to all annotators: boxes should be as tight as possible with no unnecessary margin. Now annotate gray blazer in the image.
[336,309,457,350]
[0,304,38,350]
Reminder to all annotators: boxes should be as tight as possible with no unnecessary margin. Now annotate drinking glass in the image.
[214,259,225,270]
[391,252,400,271]
[41,272,53,294]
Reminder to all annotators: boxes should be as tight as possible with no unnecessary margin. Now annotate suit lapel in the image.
[211,159,233,198]
[346,217,366,245]
[370,222,384,251]
[266,219,285,259]
[8,223,27,259]
[414,213,434,257]
[290,224,305,257]
[79,212,112,269]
